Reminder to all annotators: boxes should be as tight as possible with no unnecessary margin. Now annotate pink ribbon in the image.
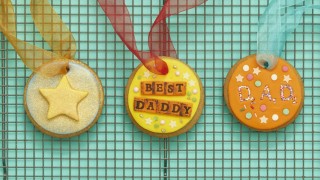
[98,0,206,75]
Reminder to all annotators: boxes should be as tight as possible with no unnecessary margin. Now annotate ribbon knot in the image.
[98,0,206,75]
[0,0,77,77]
[257,0,320,69]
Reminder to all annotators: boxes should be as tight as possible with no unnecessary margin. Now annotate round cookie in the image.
[24,59,104,138]
[224,54,304,131]
[125,56,204,138]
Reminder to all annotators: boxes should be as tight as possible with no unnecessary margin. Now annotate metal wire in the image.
[1,0,320,179]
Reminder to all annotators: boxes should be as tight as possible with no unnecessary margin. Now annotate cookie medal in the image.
[98,0,206,137]
[0,0,104,138]
[224,0,316,131]
[224,55,303,131]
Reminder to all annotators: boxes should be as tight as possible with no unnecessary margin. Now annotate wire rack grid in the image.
[1,0,320,179]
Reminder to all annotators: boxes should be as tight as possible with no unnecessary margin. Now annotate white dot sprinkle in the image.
[160,120,166,125]
[133,87,139,93]
[193,89,198,94]
[271,74,278,81]
[175,71,180,76]
[243,65,249,72]
[272,114,279,121]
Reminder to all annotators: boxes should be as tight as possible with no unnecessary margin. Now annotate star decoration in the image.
[169,121,177,128]
[253,67,261,75]
[144,71,151,78]
[189,80,196,87]
[236,74,244,82]
[260,115,268,124]
[145,118,152,125]
[183,72,190,79]
[39,76,88,121]
[283,75,292,83]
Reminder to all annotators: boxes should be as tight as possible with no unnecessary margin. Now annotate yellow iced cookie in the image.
[126,56,204,138]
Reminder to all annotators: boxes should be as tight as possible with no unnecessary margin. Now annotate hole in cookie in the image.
[66,65,70,72]
[263,61,269,69]
[258,57,270,69]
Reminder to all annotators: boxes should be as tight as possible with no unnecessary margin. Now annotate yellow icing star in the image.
[39,76,88,121]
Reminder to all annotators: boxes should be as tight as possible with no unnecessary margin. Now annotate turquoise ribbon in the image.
[257,0,320,69]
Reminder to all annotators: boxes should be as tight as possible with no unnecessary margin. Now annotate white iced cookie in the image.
[24,60,104,138]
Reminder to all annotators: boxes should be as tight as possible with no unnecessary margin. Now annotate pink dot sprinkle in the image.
[260,104,267,112]
[247,74,254,81]
[282,66,289,72]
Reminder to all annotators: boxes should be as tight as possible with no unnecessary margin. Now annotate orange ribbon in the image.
[0,0,77,77]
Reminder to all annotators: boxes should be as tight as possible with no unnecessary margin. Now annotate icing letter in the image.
[280,85,297,103]
[260,85,276,103]
[238,86,254,102]
[134,99,145,110]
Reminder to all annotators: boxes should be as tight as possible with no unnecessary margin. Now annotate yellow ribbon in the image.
[0,0,77,77]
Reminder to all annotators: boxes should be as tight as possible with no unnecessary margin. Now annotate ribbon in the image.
[0,0,77,77]
[257,0,320,69]
[98,0,206,75]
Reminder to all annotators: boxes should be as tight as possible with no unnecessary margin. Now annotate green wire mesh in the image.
[1,0,320,179]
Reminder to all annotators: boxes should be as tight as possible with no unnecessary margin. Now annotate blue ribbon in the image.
[257,0,320,69]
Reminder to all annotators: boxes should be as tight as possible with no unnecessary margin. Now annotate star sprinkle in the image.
[260,115,268,124]
[189,80,196,87]
[39,76,88,121]
[144,71,151,78]
[183,72,190,79]
[236,74,244,82]
[169,121,177,128]
[253,67,261,75]
[145,118,152,125]
[283,75,292,83]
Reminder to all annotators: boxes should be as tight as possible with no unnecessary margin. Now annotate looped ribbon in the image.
[0,0,76,77]
[98,0,206,75]
[257,0,320,69]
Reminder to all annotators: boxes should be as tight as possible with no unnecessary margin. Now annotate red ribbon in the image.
[98,0,206,75]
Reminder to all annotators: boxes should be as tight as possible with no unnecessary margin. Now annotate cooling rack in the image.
[1,0,320,179]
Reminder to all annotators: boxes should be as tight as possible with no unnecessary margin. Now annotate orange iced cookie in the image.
[224,54,304,131]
